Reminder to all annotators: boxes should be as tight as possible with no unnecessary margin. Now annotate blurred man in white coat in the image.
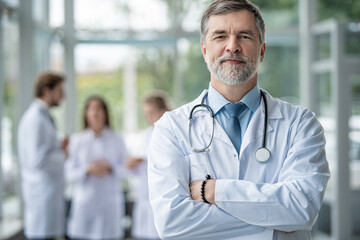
[18,72,68,240]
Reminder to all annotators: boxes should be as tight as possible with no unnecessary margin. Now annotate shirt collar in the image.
[35,98,50,110]
[241,83,261,112]
[207,83,229,115]
[207,82,261,114]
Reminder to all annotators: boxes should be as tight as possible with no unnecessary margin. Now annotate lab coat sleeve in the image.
[110,133,129,180]
[26,115,64,171]
[129,129,151,176]
[65,135,88,183]
[215,110,330,232]
[148,116,266,240]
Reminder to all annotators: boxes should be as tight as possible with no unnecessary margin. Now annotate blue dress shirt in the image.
[207,83,261,149]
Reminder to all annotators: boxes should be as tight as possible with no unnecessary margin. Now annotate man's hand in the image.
[61,136,69,159]
[189,179,216,204]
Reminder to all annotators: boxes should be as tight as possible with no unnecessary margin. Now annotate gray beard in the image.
[207,54,259,85]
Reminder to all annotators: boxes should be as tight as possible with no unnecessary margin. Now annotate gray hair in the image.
[200,0,265,45]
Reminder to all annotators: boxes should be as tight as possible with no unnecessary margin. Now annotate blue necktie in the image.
[224,103,243,153]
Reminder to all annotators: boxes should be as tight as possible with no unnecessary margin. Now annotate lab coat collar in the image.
[190,89,282,121]
[240,90,283,153]
[85,127,111,139]
[33,99,53,123]
[34,99,50,111]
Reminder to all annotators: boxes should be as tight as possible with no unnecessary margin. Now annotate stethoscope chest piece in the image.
[256,147,270,162]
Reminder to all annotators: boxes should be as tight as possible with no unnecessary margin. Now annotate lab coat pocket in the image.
[186,153,208,182]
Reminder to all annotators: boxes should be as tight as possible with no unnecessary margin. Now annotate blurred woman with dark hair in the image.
[65,96,128,240]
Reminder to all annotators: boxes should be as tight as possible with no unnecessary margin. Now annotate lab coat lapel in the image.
[240,90,283,154]
[207,118,234,147]
[35,100,57,129]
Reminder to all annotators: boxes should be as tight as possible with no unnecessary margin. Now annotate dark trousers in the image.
[69,238,124,240]
[28,238,55,240]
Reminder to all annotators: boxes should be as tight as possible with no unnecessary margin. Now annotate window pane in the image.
[75,44,128,131]
[33,0,48,24]
[75,0,169,31]
[314,33,331,61]
[183,40,209,103]
[259,45,299,103]
[345,22,360,57]
[2,14,21,218]
[49,0,64,28]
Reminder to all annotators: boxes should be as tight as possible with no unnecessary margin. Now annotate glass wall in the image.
[1,0,66,221]
[0,0,359,239]
[2,1,20,219]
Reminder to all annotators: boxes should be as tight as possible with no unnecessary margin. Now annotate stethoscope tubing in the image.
[188,103,215,152]
[260,90,268,149]
[188,89,270,162]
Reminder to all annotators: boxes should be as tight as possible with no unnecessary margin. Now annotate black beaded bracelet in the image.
[201,174,212,204]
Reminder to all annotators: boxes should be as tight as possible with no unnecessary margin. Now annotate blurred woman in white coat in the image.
[126,90,170,240]
[65,96,128,240]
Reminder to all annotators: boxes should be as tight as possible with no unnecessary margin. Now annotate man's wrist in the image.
[201,175,212,204]
[205,179,216,204]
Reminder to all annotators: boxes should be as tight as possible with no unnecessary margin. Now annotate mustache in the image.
[217,54,249,64]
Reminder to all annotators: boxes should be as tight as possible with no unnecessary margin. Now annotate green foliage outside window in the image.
[76,71,124,131]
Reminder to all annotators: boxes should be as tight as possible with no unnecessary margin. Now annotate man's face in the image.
[201,10,266,85]
[48,83,65,107]
[143,103,165,125]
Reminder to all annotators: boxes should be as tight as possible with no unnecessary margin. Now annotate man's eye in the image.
[214,36,225,40]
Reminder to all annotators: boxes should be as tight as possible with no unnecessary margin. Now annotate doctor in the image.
[65,96,128,240]
[18,72,68,240]
[148,0,330,239]
[126,90,170,240]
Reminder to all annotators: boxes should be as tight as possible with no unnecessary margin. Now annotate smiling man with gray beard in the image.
[147,1,330,239]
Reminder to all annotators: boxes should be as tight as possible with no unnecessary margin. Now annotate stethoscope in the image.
[188,89,271,162]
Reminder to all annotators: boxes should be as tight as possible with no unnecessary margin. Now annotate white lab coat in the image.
[18,100,66,238]
[65,128,128,240]
[131,126,159,239]
[148,90,330,240]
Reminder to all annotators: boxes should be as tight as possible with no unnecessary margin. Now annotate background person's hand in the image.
[61,136,69,159]
[126,157,144,170]
[86,159,112,177]
[97,159,113,174]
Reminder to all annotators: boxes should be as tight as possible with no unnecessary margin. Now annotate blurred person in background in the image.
[65,96,128,240]
[18,72,68,240]
[126,90,171,240]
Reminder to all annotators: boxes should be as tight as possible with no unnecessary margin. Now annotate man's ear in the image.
[41,87,51,100]
[260,42,266,63]
[201,42,208,63]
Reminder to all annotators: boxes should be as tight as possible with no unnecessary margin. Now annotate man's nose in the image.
[226,36,241,54]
